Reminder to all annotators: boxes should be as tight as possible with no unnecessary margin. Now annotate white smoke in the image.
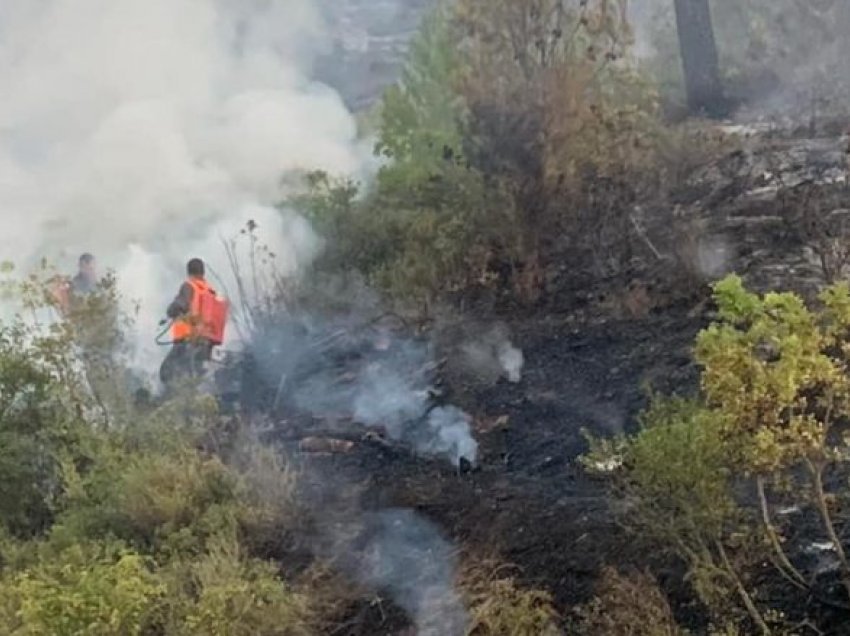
[351,361,479,465]
[459,323,524,385]
[328,508,469,636]
[0,0,371,375]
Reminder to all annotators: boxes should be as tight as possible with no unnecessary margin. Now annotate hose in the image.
[155,319,174,346]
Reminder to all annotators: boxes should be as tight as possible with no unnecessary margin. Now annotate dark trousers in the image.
[159,340,213,387]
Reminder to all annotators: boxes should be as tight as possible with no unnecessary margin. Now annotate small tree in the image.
[456,0,662,294]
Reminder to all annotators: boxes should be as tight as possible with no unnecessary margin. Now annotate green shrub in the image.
[584,397,758,622]
[0,535,314,636]
[0,319,94,538]
[292,7,504,307]
[172,536,313,636]
[293,1,681,308]
[587,275,850,633]
[51,445,245,559]
[118,452,239,541]
[0,542,164,635]
[231,443,303,555]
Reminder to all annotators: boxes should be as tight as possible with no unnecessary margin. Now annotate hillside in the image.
[4,1,850,634]
[248,122,850,633]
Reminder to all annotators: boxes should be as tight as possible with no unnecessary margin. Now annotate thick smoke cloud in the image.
[0,0,370,372]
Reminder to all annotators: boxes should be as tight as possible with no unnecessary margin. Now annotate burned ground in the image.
[239,304,705,633]
[229,127,850,634]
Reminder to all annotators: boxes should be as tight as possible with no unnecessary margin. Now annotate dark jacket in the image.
[166,281,195,319]
[71,272,97,295]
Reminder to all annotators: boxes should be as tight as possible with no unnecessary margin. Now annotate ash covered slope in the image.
[274,124,850,633]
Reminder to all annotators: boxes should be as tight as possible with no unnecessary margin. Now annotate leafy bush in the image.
[117,451,241,554]
[0,269,312,635]
[0,319,94,538]
[0,542,164,635]
[293,1,675,308]
[587,274,850,632]
[174,536,312,636]
[584,398,760,625]
[230,443,303,556]
[294,8,505,307]
[0,536,315,636]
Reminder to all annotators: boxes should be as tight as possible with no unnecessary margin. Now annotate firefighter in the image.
[160,258,224,387]
[50,253,98,314]
[71,253,98,295]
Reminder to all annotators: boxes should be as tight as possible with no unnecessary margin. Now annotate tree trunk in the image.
[839,1,850,61]
[673,0,727,117]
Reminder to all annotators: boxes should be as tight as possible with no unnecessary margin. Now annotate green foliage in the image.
[584,397,755,619]
[626,398,737,541]
[0,535,314,636]
[0,319,93,538]
[0,268,317,634]
[589,274,850,631]
[50,435,297,563]
[290,1,673,307]
[376,5,467,172]
[175,536,312,636]
[293,8,507,305]
[695,275,849,473]
[0,542,164,635]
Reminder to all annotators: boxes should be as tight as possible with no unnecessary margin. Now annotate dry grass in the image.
[576,566,684,636]
[458,557,561,636]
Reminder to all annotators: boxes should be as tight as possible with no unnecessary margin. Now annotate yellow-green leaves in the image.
[589,275,850,627]
[696,275,850,472]
[2,544,164,635]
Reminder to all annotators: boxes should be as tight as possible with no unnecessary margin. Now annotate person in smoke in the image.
[50,253,99,313]
[71,252,98,295]
[159,258,217,387]
[51,252,127,409]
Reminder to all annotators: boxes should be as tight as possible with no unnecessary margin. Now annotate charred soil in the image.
[254,305,706,634]
[246,129,850,633]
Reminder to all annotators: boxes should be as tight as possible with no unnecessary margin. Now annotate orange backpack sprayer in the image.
[158,279,230,346]
[195,284,229,345]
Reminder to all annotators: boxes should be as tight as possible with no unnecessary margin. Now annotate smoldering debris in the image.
[327,508,469,636]
[351,362,478,466]
[449,322,525,385]
[498,341,524,383]
[237,311,479,466]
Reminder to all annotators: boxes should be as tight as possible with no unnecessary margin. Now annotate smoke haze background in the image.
[0,0,373,373]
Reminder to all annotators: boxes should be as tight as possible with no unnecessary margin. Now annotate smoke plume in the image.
[328,508,469,636]
[254,315,480,465]
[0,0,370,373]
[458,323,525,385]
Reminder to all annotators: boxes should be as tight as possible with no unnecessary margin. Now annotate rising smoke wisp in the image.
[327,508,469,636]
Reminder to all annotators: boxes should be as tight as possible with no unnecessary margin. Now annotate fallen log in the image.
[298,436,356,454]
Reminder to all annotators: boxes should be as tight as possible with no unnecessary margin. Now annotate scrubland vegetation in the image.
[5,0,850,634]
